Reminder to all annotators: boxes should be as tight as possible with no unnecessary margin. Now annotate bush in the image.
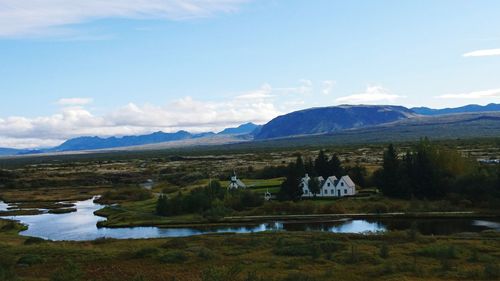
[17,254,45,266]
[133,247,159,258]
[198,247,216,260]
[415,245,458,259]
[158,251,188,264]
[162,238,188,249]
[24,236,45,245]
[50,261,83,281]
[484,263,500,279]
[281,273,318,281]
[378,243,389,258]
[201,265,242,281]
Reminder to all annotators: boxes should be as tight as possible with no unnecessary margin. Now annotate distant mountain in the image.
[255,105,417,139]
[412,103,500,115]
[218,122,261,135]
[0,148,22,156]
[53,130,194,152]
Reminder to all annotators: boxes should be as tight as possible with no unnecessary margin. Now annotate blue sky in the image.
[0,0,499,148]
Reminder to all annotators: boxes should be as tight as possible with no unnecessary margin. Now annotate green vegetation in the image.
[1,219,499,281]
[375,139,500,208]
[0,138,499,280]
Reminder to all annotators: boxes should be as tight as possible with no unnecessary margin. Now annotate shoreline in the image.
[96,211,500,229]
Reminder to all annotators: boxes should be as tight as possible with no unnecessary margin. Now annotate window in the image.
[344,189,347,194]
[324,189,328,194]
[304,190,308,194]
[341,182,344,186]
[327,182,330,187]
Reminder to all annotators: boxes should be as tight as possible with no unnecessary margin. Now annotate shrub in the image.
[24,236,45,245]
[379,243,389,259]
[17,254,45,266]
[162,238,188,249]
[415,245,458,259]
[158,251,188,264]
[281,273,317,281]
[484,263,500,279]
[198,247,216,260]
[134,247,159,259]
[50,261,83,281]
[201,265,242,281]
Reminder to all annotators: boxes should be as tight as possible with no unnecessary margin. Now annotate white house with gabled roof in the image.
[301,174,356,198]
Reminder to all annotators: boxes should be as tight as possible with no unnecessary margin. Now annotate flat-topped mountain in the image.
[255,105,417,139]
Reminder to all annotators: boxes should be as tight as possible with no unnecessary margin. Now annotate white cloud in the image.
[0,87,284,148]
[322,80,335,95]
[436,88,500,99]
[335,86,402,104]
[463,48,500,57]
[57,97,93,106]
[0,0,249,37]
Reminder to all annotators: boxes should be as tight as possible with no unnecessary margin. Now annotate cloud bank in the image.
[0,0,248,37]
[436,88,500,99]
[335,86,402,104]
[0,82,315,148]
[463,48,500,57]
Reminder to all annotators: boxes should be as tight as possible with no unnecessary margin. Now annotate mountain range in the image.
[0,103,499,156]
[411,103,500,115]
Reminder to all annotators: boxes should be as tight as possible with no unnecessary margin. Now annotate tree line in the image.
[156,180,263,220]
[375,139,500,206]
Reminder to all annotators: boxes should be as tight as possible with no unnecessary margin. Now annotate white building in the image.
[228,172,246,189]
[301,174,356,198]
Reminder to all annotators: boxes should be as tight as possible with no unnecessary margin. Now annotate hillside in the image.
[217,122,261,135]
[53,131,194,152]
[412,103,500,115]
[255,105,417,139]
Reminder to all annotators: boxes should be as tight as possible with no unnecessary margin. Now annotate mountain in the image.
[255,105,417,139]
[412,103,500,115]
[0,148,22,156]
[217,122,261,135]
[53,130,194,152]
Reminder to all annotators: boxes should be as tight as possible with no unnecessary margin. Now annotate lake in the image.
[1,198,499,241]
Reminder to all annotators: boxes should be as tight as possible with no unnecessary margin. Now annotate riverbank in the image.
[1,218,499,281]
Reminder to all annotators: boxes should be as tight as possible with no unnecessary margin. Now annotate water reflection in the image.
[0,201,9,211]
[2,198,499,241]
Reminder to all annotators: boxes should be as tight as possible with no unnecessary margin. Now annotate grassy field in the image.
[1,219,499,281]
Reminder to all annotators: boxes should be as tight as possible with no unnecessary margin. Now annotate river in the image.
[1,198,499,241]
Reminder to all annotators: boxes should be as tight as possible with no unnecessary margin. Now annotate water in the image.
[0,201,9,211]
[2,198,499,241]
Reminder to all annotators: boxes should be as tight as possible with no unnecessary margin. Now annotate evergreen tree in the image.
[278,156,305,201]
[156,194,170,216]
[328,154,345,177]
[304,157,316,176]
[379,144,403,197]
[347,164,367,187]
[308,176,321,197]
[314,150,330,179]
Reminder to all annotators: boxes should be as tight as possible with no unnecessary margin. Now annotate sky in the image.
[0,0,500,148]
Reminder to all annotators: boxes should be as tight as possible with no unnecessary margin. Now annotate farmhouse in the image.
[301,174,356,198]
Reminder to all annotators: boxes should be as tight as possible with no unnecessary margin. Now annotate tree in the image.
[379,144,404,198]
[328,154,344,177]
[347,164,367,187]
[156,194,170,216]
[308,176,321,198]
[314,150,330,179]
[278,156,305,201]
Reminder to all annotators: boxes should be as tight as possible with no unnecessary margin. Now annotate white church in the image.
[301,174,356,198]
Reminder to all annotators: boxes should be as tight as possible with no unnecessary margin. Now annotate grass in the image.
[1,219,499,281]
